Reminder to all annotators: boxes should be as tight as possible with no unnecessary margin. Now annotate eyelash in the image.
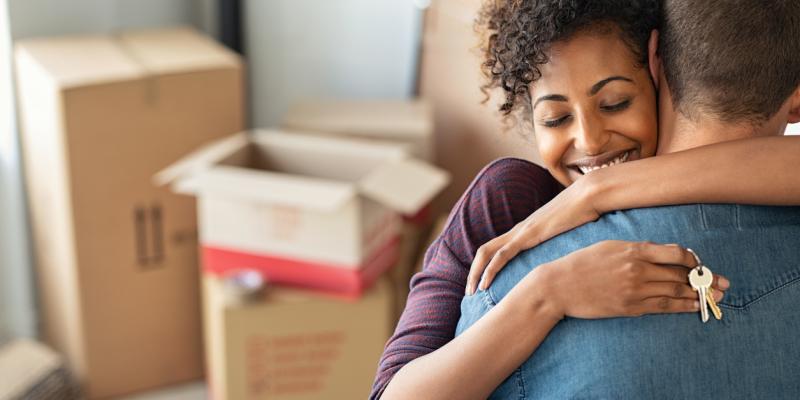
[541,99,632,128]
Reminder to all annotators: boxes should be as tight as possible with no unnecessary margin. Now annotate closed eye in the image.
[542,115,571,128]
[601,99,631,112]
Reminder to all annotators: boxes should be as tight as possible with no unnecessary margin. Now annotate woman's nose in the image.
[572,114,611,155]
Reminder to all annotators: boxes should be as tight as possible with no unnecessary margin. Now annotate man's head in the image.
[651,0,800,150]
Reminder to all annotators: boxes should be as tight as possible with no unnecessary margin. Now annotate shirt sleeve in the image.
[369,157,562,399]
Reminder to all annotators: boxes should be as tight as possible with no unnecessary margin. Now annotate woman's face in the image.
[530,30,658,186]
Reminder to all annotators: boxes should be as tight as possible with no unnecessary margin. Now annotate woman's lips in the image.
[566,148,636,176]
[576,150,630,174]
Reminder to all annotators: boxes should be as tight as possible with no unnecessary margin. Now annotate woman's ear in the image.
[647,30,661,90]
[787,86,800,124]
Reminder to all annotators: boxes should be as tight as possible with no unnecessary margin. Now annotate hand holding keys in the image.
[687,249,723,323]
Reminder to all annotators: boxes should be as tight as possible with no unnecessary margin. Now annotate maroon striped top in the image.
[370,158,563,399]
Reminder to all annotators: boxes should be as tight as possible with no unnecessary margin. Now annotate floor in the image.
[118,382,207,400]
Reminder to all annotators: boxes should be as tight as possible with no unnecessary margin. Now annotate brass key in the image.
[706,287,723,320]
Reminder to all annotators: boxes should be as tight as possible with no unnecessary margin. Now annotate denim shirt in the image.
[456,204,800,399]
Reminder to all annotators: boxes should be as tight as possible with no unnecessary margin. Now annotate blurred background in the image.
[0,0,543,399]
[1,1,799,399]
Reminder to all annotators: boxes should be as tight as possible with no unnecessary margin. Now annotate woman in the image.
[372,0,799,399]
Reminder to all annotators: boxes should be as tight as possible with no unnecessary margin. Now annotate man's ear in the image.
[787,86,800,124]
[647,30,660,90]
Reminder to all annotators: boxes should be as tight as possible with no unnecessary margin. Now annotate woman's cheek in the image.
[534,131,560,169]
[535,131,574,184]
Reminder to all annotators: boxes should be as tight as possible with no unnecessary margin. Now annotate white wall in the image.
[8,0,197,39]
[244,0,423,127]
[0,0,35,343]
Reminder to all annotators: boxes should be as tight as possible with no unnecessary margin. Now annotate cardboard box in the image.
[156,130,450,297]
[283,99,435,161]
[203,275,394,400]
[0,339,80,400]
[387,224,424,322]
[419,0,544,210]
[15,28,244,398]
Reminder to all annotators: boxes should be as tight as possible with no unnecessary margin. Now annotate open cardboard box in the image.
[156,130,449,296]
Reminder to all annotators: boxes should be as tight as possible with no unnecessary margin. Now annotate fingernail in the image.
[719,277,730,289]
[666,243,680,246]
[693,301,700,309]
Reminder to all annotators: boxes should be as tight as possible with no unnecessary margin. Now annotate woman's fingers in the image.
[467,235,507,295]
[633,241,698,267]
[641,264,730,292]
[479,242,521,291]
[712,272,731,291]
[633,297,699,315]
[634,242,731,291]
[638,281,725,302]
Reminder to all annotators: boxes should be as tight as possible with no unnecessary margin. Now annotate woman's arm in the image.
[382,241,719,400]
[590,135,800,213]
[370,159,563,399]
[382,267,560,400]
[467,135,800,294]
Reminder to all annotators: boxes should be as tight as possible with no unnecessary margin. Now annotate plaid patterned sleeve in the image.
[369,157,562,399]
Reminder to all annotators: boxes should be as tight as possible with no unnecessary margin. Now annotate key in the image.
[689,266,713,323]
[706,287,723,320]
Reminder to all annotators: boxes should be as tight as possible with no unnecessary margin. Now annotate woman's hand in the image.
[529,241,730,319]
[467,177,603,295]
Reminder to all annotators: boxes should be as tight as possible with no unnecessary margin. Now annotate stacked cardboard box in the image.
[283,100,448,322]
[156,130,449,298]
[15,28,244,398]
[202,275,394,400]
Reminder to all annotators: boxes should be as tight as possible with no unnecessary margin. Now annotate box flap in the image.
[154,133,250,188]
[359,159,450,214]
[14,36,146,88]
[117,27,241,75]
[283,99,432,139]
[178,166,356,212]
[13,28,239,89]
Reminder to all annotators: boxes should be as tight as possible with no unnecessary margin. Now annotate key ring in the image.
[686,248,704,272]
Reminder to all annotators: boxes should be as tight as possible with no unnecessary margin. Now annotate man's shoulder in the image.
[604,204,800,232]
[487,204,800,303]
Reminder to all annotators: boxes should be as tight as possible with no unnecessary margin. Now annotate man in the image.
[457,0,800,398]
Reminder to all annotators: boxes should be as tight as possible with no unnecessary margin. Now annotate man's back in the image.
[457,204,800,399]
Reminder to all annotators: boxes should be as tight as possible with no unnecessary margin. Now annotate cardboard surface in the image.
[203,275,394,400]
[283,99,435,161]
[419,0,544,211]
[159,130,450,269]
[15,27,244,399]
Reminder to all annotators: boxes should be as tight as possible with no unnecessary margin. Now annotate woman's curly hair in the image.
[477,0,660,127]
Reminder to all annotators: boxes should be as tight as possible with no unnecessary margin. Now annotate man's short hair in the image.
[660,0,800,124]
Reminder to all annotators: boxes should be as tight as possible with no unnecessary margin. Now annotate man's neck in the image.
[656,114,777,155]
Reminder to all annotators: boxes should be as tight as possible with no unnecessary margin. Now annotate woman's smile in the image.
[530,28,658,186]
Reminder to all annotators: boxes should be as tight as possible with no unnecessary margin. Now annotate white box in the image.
[157,130,449,295]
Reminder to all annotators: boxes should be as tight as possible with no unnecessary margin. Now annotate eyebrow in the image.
[532,76,635,111]
[588,76,634,96]
[532,94,568,110]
